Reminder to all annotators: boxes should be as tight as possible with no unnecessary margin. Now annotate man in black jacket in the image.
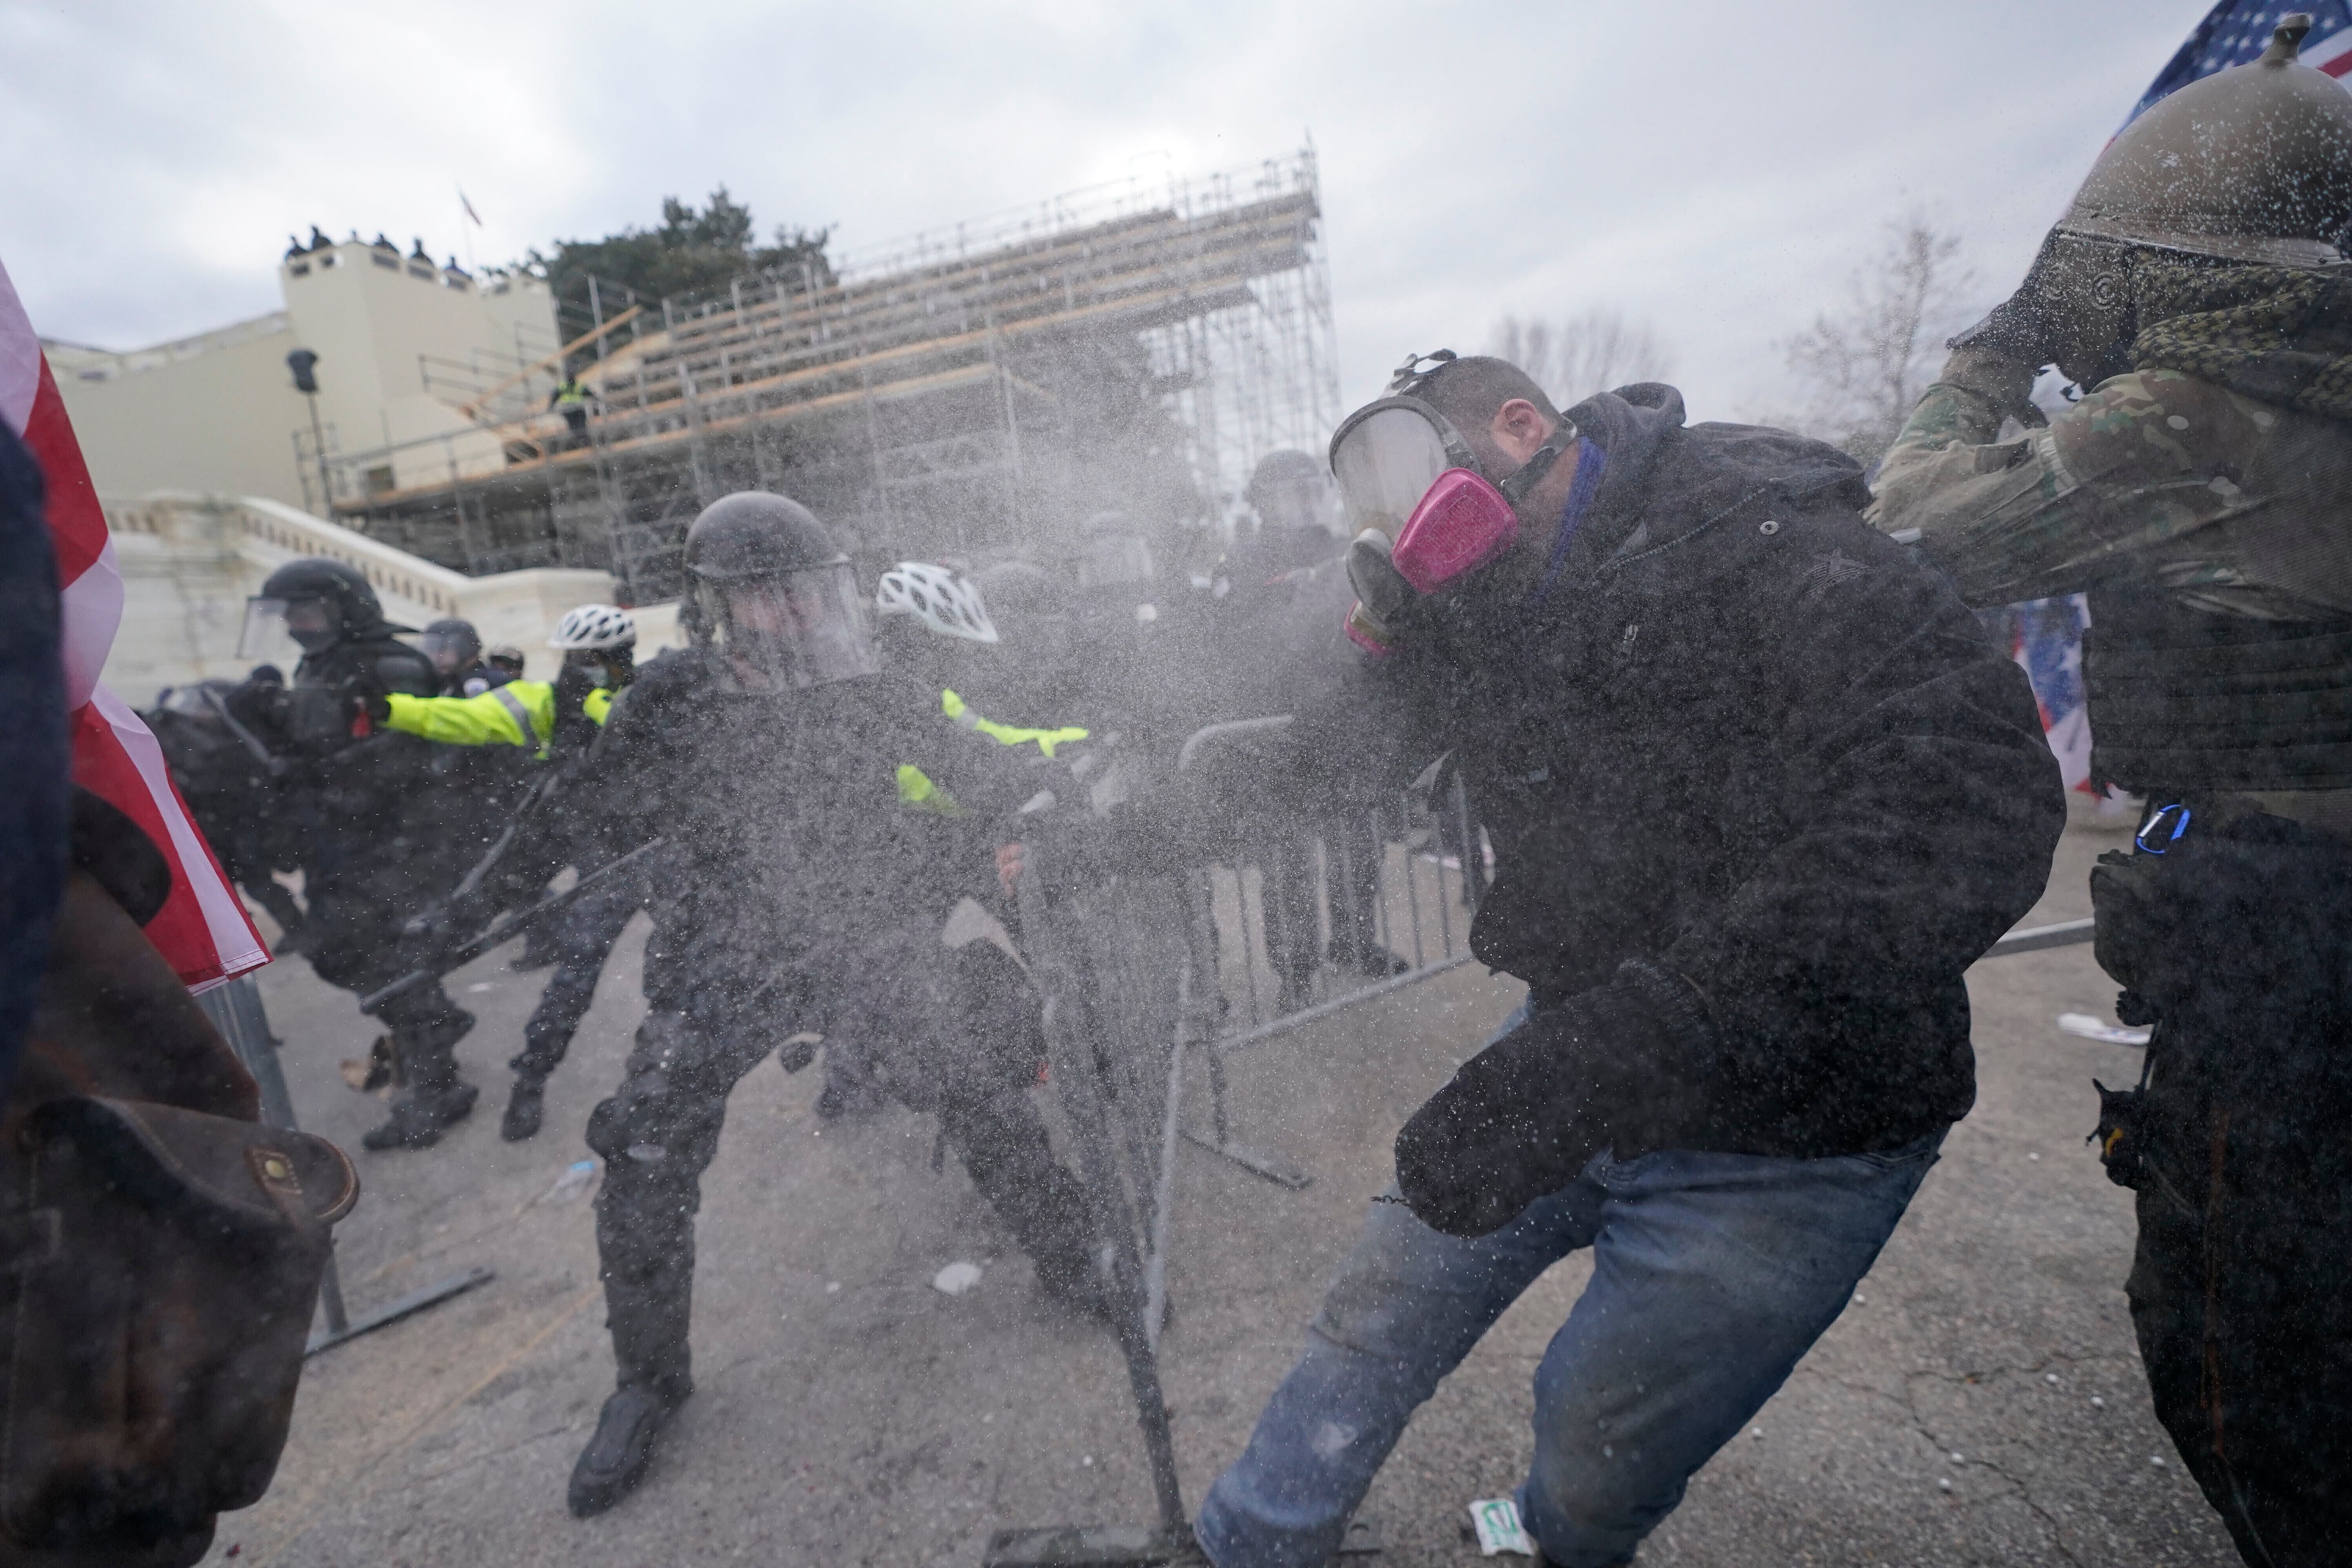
[1192,357,2064,1568]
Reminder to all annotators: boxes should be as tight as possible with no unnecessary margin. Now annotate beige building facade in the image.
[49,240,559,512]
[98,492,660,706]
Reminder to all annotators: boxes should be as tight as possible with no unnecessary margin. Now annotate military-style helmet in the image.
[2059,16,2352,267]
[239,556,395,658]
[681,492,876,690]
[1967,16,2352,386]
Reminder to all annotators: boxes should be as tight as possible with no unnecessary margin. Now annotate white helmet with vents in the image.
[874,562,999,644]
[548,603,638,651]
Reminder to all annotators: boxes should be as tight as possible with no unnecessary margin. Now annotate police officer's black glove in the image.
[552,660,592,722]
[337,671,390,731]
[1393,967,1709,1239]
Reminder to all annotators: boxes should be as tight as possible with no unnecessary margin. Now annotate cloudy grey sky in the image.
[3,0,2210,422]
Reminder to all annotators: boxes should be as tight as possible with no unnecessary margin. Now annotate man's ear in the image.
[1488,399,1553,465]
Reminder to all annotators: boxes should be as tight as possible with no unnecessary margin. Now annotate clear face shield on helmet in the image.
[412,626,477,678]
[1255,467,1342,536]
[696,561,880,693]
[237,596,338,662]
[1076,533,1155,590]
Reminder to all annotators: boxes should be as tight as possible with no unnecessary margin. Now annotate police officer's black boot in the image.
[501,1073,548,1141]
[570,1184,696,1517]
[362,1004,478,1151]
[946,1090,1117,1323]
[502,1024,565,1142]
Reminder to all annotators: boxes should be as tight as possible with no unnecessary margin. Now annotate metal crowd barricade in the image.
[984,718,1485,1566]
[1178,721,1489,1189]
[196,973,492,1355]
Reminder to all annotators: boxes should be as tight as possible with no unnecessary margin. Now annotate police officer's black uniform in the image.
[555,495,1098,1517]
[235,559,482,1149]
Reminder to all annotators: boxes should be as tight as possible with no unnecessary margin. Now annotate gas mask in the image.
[1327,368,1574,655]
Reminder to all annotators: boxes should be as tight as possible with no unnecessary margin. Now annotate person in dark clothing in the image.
[540,493,1102,1518]
[143,681,309,946]
[1233,448,1345,582]
[234,557,482,1150]
[1870,27,2352,1561]
[0,421,67,1104]
[1193,356,2065,1568]
[549,367,593,448]
[413,617,507,697]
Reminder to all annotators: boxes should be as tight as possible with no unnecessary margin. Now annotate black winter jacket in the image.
[1391,384,2064,1158]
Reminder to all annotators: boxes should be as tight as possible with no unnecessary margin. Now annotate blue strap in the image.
[1529,438,1606,606]
[2135,802,2192,855]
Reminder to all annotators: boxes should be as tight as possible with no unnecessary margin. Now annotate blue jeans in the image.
[1195,1004,1945,1568]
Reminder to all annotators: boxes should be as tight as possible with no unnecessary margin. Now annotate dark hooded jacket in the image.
[1389,383,2064,1158]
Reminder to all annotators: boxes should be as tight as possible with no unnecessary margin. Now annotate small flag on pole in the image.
[459,189,483,226]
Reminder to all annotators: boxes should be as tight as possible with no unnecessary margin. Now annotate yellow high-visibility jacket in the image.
[384,680,612,759]
[940,688,1089,759]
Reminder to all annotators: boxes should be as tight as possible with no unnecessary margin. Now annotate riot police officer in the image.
[413,617,508,697]
[1870,21,2352,1561]
[235,557,483,1150]
[374,603,644,1141]
[549,495,1101,1517]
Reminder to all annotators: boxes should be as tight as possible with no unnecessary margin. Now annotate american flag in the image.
[2010,2,2352,795]
[2127,0,2352,124]
[0,255,268,992]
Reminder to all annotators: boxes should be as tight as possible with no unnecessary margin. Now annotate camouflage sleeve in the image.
[1870,361,2267,609]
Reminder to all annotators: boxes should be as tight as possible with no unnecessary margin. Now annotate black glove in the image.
[1394,968,1708,1238]
[337,671,390,730]
[552,660,593,724]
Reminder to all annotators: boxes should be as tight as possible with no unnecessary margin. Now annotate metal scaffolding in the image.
[320,148,1341,603]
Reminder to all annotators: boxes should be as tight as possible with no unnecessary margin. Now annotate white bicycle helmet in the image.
[548,603,638,651]
[874,562,999,644]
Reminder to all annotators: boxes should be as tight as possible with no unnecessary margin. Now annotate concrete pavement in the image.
[199,807,2237,1566]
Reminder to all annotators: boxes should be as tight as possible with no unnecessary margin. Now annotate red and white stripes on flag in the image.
[0,256,267,992]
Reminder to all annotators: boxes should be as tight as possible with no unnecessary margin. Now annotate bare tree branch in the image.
[1772,216,1977,464]
[1488,308,1677,408]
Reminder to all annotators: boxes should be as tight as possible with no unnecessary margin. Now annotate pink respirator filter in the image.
[1389,469,1521,594]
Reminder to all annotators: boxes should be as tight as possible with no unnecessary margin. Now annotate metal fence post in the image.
[195,973,491,1354]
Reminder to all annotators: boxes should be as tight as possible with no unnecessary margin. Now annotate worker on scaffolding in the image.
[549,362,596,450]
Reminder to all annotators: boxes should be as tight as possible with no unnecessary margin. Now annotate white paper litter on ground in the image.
[932,1261,984,1296]
[1469,1498,1534,1556]
[2058,1013,2152,1046]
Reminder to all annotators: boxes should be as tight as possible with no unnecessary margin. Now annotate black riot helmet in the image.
[415,617,483,679]
[238,557,401,661]
[683,492,878,692]
[1246,449,1340,536]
